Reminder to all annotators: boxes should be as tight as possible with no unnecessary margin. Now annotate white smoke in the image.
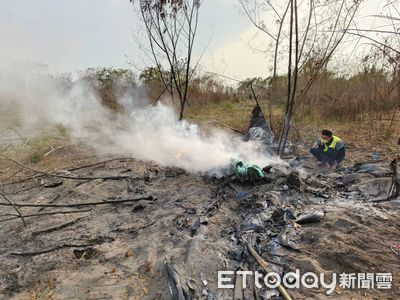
[0,64,283,175]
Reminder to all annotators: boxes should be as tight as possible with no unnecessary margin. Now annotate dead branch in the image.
[211,120,243,134]
[1,166,24,183]
[0,209,92,223]
[4,184,44,196]
[0,195,154,208]
[11,242,105,257]
[244,237,293,300]
[0,143,12,153]
[67,157,135,172]
[32,216,87,236]
[250,83,262,109]
[37,179,93,212]
[1,154,131,181]
[0,193,26,227]
[4,157,134,186]
[346,31,400,55]
[44,146,65,157]
[131,220,157,235]
[238,0,277,41]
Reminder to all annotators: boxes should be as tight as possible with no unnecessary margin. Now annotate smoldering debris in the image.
[0,146,399,298]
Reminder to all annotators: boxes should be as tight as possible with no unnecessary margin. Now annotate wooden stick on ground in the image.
[0,193,26,227]
[11,242,98,256]
[44,146,65,157]
[243,237,293,300]
[67,157,135,172]
[0,195,153,208]
[37,179,92,212]
[0,209,92,223]
[0,154,131,181]
[3,157,135,186]
[212,120,243,134]
[32,216,87,236]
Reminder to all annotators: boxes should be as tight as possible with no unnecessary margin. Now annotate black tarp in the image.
[243,105,274,146]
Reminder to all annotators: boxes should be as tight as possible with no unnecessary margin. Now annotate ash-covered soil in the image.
[0,147,399,299]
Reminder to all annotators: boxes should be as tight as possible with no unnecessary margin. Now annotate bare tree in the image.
[239,0,361,155]
[130,0,201,120]
[345,0,400,132]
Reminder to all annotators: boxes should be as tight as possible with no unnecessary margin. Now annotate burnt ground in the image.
[0,145,399,300]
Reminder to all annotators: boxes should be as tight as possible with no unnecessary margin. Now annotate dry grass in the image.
[1,137,62,164]
[186,99,282,131]
[0,134,92,184]
[187,98,400,162]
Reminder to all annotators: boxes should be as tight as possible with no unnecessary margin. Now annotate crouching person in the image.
[310,130,345,170]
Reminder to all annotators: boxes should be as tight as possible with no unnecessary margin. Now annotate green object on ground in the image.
[233,159,265,182]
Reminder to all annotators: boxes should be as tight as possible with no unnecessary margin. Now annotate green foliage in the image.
[224,102,240,111]
[130,0,185,18]
[2,137,54,164]
[139,66,169,85]
[81,67,137,111]
[237,77,270,92]
[92,68,136,88]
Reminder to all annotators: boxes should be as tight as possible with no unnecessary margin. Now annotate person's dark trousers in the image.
[310,148,343,166]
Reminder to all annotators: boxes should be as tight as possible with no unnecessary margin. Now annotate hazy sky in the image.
[0,0,385,80]
[0,0,256,77]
